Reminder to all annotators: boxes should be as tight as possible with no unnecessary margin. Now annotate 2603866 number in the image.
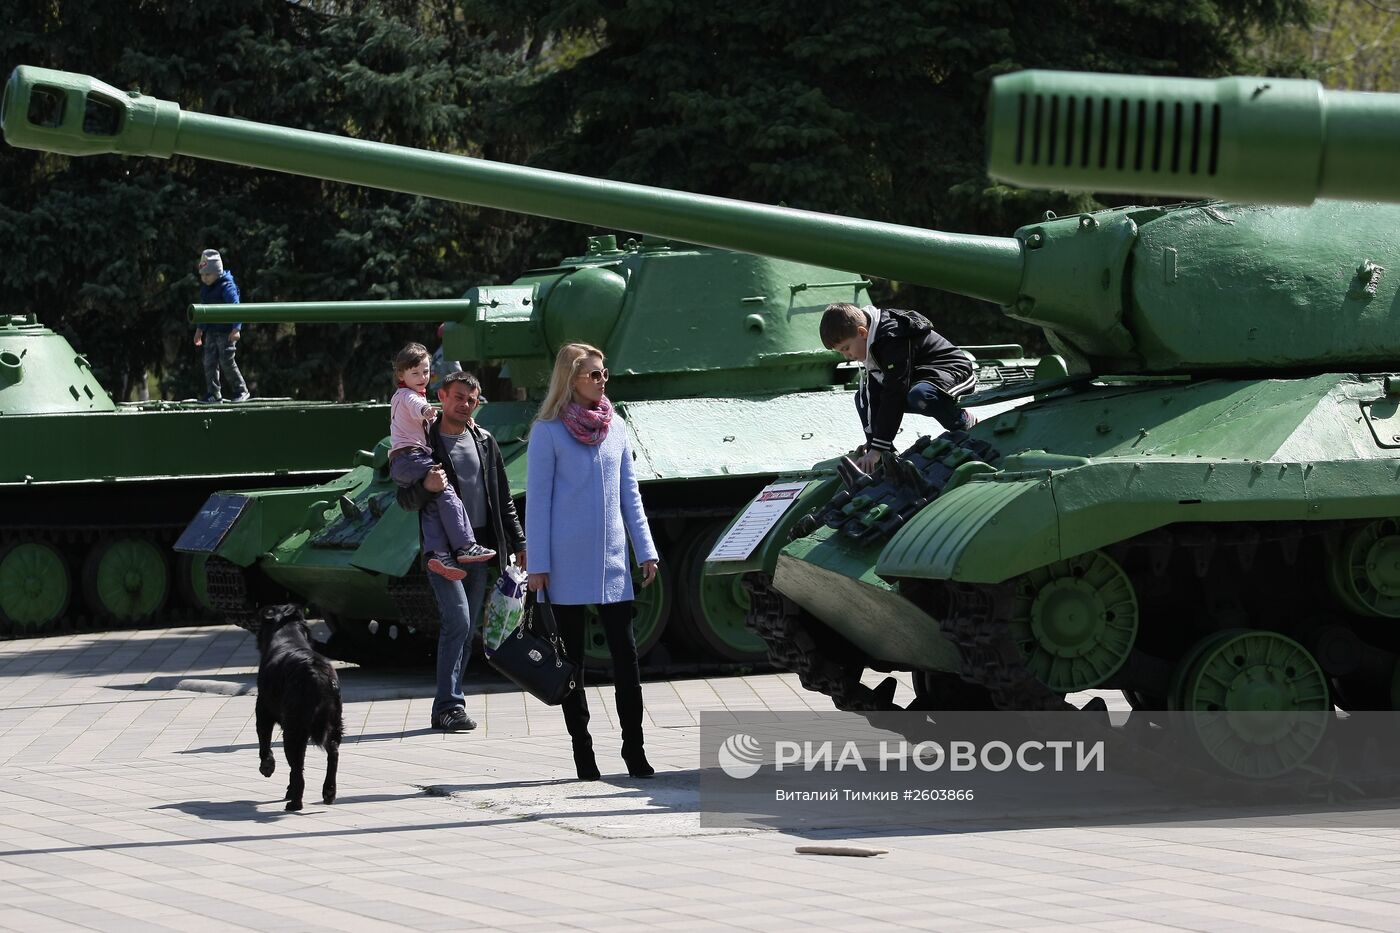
[908,789,974,801]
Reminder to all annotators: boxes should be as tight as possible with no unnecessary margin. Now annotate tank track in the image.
[745,507,1400,796]
[936,578,1400,798]
[939,583,1068,712]
[205,556,260,634]
[741,430,1003,712]
[386,567,440,632]
[744,574,899,712]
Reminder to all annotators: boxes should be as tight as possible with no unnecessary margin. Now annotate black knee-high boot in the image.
[553,604,599,780]
[600,601,653,778]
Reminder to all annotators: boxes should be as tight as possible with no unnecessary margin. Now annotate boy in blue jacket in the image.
[193,249,250,403]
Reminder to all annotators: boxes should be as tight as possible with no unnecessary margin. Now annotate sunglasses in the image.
[578,367,609,384]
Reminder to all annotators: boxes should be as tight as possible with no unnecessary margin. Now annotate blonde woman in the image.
[527,343,660,780]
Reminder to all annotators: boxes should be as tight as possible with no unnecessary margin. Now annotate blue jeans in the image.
[202,330,248,402]
[427,562,492,716]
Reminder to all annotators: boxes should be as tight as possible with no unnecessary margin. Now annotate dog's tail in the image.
[302,661,343,749]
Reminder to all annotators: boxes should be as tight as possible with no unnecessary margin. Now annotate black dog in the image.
[255,605,343,811]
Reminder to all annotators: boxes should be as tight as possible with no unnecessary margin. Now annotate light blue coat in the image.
[526,418,659,605]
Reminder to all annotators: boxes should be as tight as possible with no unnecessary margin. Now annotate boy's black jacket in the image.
[396,420,525,572]
[863,308,975,452]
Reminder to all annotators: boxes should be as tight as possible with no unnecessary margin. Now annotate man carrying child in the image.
[397,369,525,733]
[388,343,496,579]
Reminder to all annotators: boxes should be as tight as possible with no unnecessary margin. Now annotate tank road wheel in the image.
[1005,550,1139,694]
[176,552,214,615]
[673,521,767,663]
[582,566,671,668]
[82,537,170,622]
[0,540,72,633]
[1171,629,1331,779]
[1329,519,1400,617]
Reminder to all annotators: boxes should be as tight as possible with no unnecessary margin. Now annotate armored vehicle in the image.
[15,68,1399,762]
[0,313,388,636]
[0,66,1036,665]
[181,243,1033,667]
[42,65,1400,778]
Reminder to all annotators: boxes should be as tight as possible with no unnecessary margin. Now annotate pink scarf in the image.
[563,396,613,446]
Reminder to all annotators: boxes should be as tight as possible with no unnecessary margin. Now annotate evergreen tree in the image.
[0,0,525,400]
[1,0,1316,387]
[469,0,1313,350]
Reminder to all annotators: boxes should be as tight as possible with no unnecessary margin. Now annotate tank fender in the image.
[876,477,1060,583]
[877,457,1318,584]
[348,502,421,578]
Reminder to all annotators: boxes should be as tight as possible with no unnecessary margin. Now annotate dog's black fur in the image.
[255,605,343,811]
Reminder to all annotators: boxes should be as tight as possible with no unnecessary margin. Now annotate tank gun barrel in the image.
[4,66,1023,305]
[190,299,475,325]
[987,70,1400,206]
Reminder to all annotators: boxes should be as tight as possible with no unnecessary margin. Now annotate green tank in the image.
[0,65,1036,666]
[12,67,1396,779]
[181,243,1033,667]
[0,312,387,635]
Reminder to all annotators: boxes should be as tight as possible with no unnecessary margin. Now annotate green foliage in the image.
[1251,0,1400,90]
[469,0,1313,351]
[0,0,1316,393]
[0,0,526,400]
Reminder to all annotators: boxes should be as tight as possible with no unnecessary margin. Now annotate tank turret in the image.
[0,314,116,415]
[190,236,884,398]
[9,65,1400,381]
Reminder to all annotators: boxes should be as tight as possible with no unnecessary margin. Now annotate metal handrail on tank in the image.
[4,66,1023,307]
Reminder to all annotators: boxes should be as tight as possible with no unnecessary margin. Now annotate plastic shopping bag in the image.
[482,563,528,654]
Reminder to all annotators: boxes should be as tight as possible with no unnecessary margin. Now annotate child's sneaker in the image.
[455,543,497,564]
[426,554,467,581]
[957,409,979,431]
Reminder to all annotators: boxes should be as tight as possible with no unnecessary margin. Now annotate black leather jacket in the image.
[862,307,975,452]
[395,419,525,572]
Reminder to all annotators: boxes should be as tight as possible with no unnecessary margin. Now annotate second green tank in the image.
[179,236,1035,666]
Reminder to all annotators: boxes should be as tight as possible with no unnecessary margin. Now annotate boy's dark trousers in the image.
[203,331,248,402]
[857,378,974,438]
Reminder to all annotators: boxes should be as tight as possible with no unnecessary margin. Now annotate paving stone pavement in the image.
[3,625,1400,932]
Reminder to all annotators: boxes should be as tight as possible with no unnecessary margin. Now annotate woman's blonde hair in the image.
[535,342,604,423]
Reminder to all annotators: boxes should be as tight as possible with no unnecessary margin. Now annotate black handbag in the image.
[486,591,578,705]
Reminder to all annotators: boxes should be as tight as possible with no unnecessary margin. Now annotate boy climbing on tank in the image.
[389,342,496,580]
[820,302,978,474]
